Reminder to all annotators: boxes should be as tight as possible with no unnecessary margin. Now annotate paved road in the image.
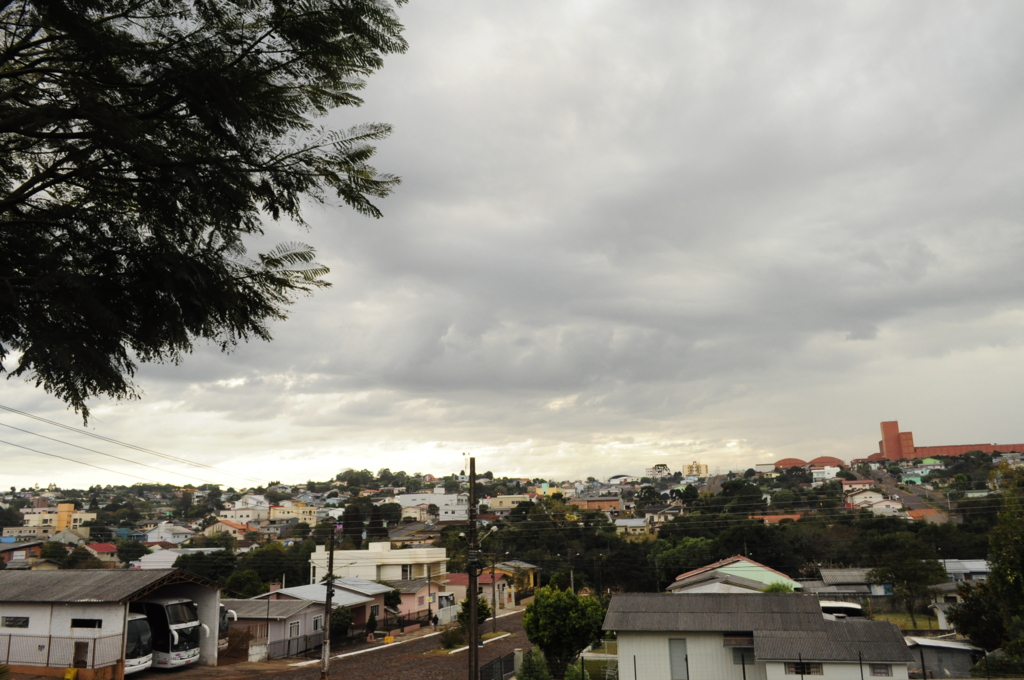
[871,472,932,511]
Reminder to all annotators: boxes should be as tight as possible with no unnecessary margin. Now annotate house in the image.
[491,560,541,590]
[443,572,515,612]
[17,503,96,537]
[811,466,841,483]
[251,578,389,627]
[308,541,447,583]
[616,517,653,535]
[131,547,224,569]
[202,520,262,540]
[569,495,622,512]
[486,495,533,517]
[0,568,223,679]
[83,543,121,567]
[381,578,446,617]
[844,489,885,508]
[800,567,889,596]
[392,492,472,521]
[604,593,914,680]
[905,637,981,679]
[223,598,325,659]
[665,572,771,594]
[644,504,686,527]
[268,501,317,524]
[217,507,269,523]
[940,559,989,583]
[49,528,90,545]
[401,504,432,522]
[0,540,44,565]
[2,558,61,571]
[860,499,905,516]
[667,556,802,593]
[145,522,193,545]
[841,479,876,492]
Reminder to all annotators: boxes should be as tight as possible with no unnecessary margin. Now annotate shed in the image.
[905,637,981,679]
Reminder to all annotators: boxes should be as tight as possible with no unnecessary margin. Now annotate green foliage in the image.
[384,589,403,608]
[564,660,591,680]
[438,625,465,649]
[517,649,553,680]
[634,486,662,509]
[524,587,606,680]
[40,542,70,561]
[342,504,365,549]
[63,546,105,569]
[867,534,946,629]
[0,0,407,419]
[365,610,378,636]
[173,549,237,582]
[330,607,354,638]
[949,582,1007,651]
[224,570,267,599]
[115,540,151,564]
[457,595,492,629]
[761,582,795,593]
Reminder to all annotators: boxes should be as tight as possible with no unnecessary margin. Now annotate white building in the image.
[811,466,841,482]
[391,492,471,521]
[0,569,222,676]
[308,542,447,583]
[132,548,224,569]
[645,464,673,480]
[605,593,914,680]
[218,507,269,523]
[145,523,193,545]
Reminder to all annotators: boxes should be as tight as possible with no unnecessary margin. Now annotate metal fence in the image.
[0,633,123,669]
[479,651,515,680]
[267,632,323,659]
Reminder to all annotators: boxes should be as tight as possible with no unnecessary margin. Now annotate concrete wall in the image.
[155,582,220,666]
[0,601,127,677]
[618,631,766,680]
[765,661,908,680]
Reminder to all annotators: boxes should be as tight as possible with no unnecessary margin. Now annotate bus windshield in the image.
[166,602,199,626]
[126,619,153,658]
[171,625,201,652]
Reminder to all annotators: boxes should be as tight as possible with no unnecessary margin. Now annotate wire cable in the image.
[0,403,265,484]
[0,438,158,483]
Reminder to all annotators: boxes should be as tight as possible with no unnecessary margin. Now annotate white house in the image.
[811,467,841,483]
[666,556,802,593]
[0,569,222,679]
[604,593,914,680]
[391,493,472,521]
[308,541,447,583]
[132,548,224,569]
[145,523,193,545]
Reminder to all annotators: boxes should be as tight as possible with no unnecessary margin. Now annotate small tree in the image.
[867,535,946,629]
[456,595,492,630]
[365,610,378,638]
[115,540,151,564]
[761,582,795,593]
[224,570,267,598]
[330,607,354,638]
[524,586,605,679]
[517,650,553,680]
[40,542,70,562]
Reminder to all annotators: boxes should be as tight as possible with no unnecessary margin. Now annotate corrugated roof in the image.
[0,568,221,603]
[756,620,914,663]
[905,636,979,651]
[819,568,873,586]
[0,540,45,552]
[223,598,317,620]
[334,577,394,596]
[382,578,433,594]
[250,581,373,608]
[666,572,767,592]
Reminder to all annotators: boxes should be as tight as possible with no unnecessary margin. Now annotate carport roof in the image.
[0,568,222,603]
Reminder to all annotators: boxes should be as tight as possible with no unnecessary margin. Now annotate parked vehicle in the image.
[124,612,153,675]
[130,597,209,669]
[219,603,237,652]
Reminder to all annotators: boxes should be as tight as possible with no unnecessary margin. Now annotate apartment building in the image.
[309,541,447,583]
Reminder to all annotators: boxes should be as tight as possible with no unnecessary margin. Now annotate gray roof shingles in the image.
[222,598,317,620]
[603,593,913,664]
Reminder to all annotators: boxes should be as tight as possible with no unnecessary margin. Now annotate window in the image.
[418,596,425,607]
[870,665,892,677]
[785,663,823,675]
[2,617,29,628]
[71,619,102,629]
[312,615,323,632]
[402,564,413,579]
[288,621,300,638]
[732,650,756,665]
[370,605,380,618]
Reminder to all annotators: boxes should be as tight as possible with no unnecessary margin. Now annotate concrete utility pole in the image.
[491,555,498,633]
[467,456,480,680]
[320,526,335,680]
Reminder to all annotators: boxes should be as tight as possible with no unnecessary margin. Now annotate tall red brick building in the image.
[874,420,1024,461]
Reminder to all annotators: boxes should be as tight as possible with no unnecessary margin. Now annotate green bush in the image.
[438,625,465,649]
[517,650,552,680]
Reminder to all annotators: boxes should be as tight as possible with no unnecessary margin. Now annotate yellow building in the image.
[685,461,709,477]
[269,502,318,523]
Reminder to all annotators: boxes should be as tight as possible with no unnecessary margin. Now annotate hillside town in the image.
[2,419,1022,680]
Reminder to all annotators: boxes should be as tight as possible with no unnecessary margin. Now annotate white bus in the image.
[124,613,153,675]
[130,597,209,669]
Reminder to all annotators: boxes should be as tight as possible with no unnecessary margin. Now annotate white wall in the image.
[0,601,126,668]
[765,661,908,680]
[618,631,765,680]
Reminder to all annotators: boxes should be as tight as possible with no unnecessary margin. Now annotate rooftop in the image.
[0,568,221,603]
[223,598,318,620]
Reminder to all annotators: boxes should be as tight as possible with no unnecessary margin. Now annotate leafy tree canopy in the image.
[523,586,605,679]
[0,0,407,418]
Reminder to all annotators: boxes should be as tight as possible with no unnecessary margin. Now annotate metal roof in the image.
[223,598,318,620]
[334,577,394,596]
[0,568,221,603]
[0,540,45,552]
[665,572,767,593]
[819,568,873,586]
[905,636,980,651]
[382,578,433,594]
[496,560,539,571]
[250,582,372,608]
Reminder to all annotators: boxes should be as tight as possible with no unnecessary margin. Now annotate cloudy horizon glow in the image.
[5,1,1024,490]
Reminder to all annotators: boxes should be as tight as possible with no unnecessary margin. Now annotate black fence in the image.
[480,651,515,680]
[514,589,535,604]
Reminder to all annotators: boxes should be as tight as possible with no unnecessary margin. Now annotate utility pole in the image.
[490,554,498,633]
[467,456,480,680]
[320,526,335,680]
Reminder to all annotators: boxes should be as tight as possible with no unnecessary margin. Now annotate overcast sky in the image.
[5,1,1024,490]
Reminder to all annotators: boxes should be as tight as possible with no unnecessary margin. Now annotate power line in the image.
[0,438,158,483]
[0,403,265,485]
[0,421,225,486]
